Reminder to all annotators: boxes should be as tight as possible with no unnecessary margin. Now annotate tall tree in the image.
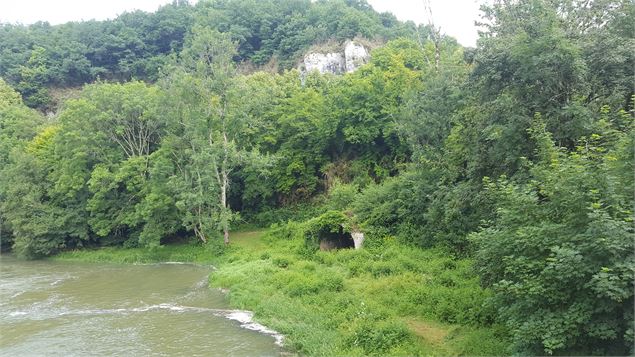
[161,26,248,244]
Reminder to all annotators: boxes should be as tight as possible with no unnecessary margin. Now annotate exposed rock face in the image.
[303,52,345,75]
[302,40,370,75]
[344,41,369,73]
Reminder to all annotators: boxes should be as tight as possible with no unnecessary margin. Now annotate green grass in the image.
[51,242,219,264]
[53,229,510,355]
[50,231,269,265]
[210,229,511,356]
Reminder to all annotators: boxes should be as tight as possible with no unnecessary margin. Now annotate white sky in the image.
[0,0,482,47]
[368,0,482,47]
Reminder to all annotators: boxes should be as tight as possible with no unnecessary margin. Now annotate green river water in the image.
[0,256,282,356]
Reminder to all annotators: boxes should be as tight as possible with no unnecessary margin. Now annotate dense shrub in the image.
[472,120,635,355]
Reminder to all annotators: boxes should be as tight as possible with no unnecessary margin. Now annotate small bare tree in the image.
[422,0,442,72]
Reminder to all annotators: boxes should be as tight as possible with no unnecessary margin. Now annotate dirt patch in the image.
[230,230,266,250]
[405,319,449,345]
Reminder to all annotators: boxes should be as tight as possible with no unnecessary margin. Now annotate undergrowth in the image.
[211,224,511,356]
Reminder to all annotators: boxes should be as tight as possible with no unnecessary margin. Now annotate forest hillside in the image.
[1,0,633,355]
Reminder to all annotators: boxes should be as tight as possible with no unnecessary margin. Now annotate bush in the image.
[345,319,413,355]
[245,201,325,227]
[272,269,344,297]
[327,180,359,211]
[272,256,291,268]
[472,125,635,355]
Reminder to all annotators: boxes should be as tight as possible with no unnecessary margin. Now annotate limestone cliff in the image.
[301,40,370,75]
[344,41,369,73]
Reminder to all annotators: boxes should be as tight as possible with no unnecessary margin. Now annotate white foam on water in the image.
[10,291,25,298]
[7,301,284,346]
[223,310,284,346]
[157,303,185,312]
[194,278,209,289]
[50,279,64,286]
[225,310,253,323]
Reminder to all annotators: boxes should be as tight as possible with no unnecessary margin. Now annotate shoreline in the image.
[41,230,509,356]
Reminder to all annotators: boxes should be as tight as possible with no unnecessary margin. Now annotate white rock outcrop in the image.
[344,41,369,73]
[302,40,370,75]
[303,52,345,75]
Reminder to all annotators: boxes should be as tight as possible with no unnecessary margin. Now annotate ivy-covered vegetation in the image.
[1,0,633,355]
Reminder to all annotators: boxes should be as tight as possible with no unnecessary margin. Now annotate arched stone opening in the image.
[305,211,364,251]
[318,226,355,251]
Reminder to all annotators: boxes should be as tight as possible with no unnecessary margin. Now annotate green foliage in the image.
[244,200,325,227]
[56,81,174,248]
[0,77,22,108]
[344,319,412,355]
[0,82,55,254]
[0,79,45,166]
[2,2,633,356]
[0,2,193,102]
[2,147,90,258]
[0,0,420,109]
[471,116,634,355]
[302,210,350,250]
[159,26,272,244]
[327,180,359,211]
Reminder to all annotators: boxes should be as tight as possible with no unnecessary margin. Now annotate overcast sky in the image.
[0,0,483,47]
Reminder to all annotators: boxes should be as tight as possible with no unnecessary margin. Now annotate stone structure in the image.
[351,231,365,250]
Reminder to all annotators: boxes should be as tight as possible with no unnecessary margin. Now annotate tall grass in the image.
[211,226,510,356]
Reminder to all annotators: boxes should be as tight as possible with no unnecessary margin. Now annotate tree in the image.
[0,79,47,252]
[15,46,51,109]
[161,27,249,244]
[51,81,172,248]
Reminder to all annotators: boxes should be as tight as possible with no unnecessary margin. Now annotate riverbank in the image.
[53,229,510,356]
[51,241,220,265]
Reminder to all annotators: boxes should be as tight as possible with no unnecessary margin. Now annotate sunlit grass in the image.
[50,242,218,265]
[211,229,510,356]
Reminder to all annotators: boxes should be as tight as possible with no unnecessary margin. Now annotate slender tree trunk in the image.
[423,0,440,72]
[194,225,207,243]
[433,37,440,72]
[221,130,230,245]
[221,175,229,245]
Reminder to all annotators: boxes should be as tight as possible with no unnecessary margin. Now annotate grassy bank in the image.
[50,242,220,265]
[53,229,510,356]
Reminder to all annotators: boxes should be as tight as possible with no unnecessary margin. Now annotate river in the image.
[0,256,282,356]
